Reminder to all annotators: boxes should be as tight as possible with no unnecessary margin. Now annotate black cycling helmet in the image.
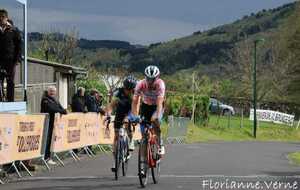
[123,75,137,90]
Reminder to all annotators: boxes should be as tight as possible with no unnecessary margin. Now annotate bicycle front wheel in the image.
[151,142,161,184]
[138,141,149,188]
[122,138,129,176]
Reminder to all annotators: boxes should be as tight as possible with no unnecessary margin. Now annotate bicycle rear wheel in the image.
[114,140,122,180]
[138,141,149,188]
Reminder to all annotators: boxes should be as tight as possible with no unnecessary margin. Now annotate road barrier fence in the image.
[0,112,142,183]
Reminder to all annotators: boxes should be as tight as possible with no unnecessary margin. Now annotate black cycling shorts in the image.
[114,113,126,130]
[140,103,158,122]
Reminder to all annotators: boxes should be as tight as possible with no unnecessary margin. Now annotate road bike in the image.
[136,118,161,188]
[107,119,133,180]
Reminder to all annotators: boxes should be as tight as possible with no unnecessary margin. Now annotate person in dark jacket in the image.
[84,89,105,153]
[71,87,86,154]
[41,86,67,165]
[0,9,21,102]
[71,87,87,112]
[95,91,104,108]
[86,89,105,114]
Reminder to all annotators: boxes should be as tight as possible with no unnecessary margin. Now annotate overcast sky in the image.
[1,0,295,45]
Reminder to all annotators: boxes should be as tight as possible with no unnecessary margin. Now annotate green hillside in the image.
[29,2,297,72]
[129,2,297,74]
[28,2,300,106]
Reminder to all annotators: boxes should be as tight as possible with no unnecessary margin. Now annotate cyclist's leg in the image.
[141,103,159,138]
[139,103,156,172]
[126,122,135,151]
[152,109,165,155]
[112,120,122,171]
[140,103,156,139]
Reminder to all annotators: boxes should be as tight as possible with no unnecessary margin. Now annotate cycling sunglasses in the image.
[145,77,156,83]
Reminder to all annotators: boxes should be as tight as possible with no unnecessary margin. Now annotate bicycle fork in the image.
[119,128,129,161]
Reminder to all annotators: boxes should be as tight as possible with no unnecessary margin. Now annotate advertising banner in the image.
[99,115,115,145]
[51,113,84,152]
[0,114,17,165]
[51,113,143,153]
[249,109,295,126]
[13,114,46,161]
[0,114,46,165]
[82,113,101,146]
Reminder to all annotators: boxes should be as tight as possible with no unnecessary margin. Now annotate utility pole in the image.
[253,39,265,138]
[17,0,28,102]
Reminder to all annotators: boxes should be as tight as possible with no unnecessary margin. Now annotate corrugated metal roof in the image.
[28,57,87,76]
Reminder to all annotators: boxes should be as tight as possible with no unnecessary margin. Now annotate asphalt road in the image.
[2,142,300,190]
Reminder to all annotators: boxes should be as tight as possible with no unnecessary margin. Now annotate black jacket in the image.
[0,24,22,66]
[41,95,66,114]
[41,94,67,130]
[86,95,105,114]
[114,88,132,117]
[71,93,86,112]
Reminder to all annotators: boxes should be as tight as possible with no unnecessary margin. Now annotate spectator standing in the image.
[41,86,67,165]
[71,87,86,154]
[85,89,105,153]
[86,89,105,114]
[71,87,87,112]
[0,9,21,102]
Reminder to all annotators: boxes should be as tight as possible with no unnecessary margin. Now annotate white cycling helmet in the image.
[144,65,160,79]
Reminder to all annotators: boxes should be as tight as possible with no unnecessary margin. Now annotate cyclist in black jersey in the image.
[106,75,137,172]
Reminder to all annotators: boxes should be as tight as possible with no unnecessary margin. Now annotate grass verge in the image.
[288,152,300,165]
[183,115,300,143]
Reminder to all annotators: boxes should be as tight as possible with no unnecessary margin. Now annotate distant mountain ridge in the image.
[29,32,144,50]
[28,2,297,75]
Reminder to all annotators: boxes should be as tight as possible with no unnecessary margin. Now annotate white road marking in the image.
[126,174,300,178]
[14,174,300,182]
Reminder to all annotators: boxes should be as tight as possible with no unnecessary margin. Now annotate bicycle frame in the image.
[138,119,161,187]
[106,118,132,180]
[117,127,129,154]
[140,121,159,168]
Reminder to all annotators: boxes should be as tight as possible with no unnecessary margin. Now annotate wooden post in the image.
[191,72,195,124]
[240,108,244,128]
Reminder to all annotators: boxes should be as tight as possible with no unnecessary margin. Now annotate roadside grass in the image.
[185,115,300,143]
[161,121,169,138]
[288,152,300,165]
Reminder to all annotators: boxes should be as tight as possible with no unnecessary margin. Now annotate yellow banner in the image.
[12,114,46,161]
[0,113,142,164]
[51,113,84,152]
[82,113,101,146]
[0,114,46,164]
[51,113,142,153]
[0,114,17,165]
[98,115,115,145]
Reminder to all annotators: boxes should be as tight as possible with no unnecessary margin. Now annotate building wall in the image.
[14,61,57,113]
[15,61,55,85]
[3,59,85,113]
[58,73,69,109]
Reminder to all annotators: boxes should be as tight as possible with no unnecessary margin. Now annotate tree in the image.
[287,20,300,104]
[99,67,127,103]
[39,28,78,64]
[230,37,280,103]
[93,49,131,102]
